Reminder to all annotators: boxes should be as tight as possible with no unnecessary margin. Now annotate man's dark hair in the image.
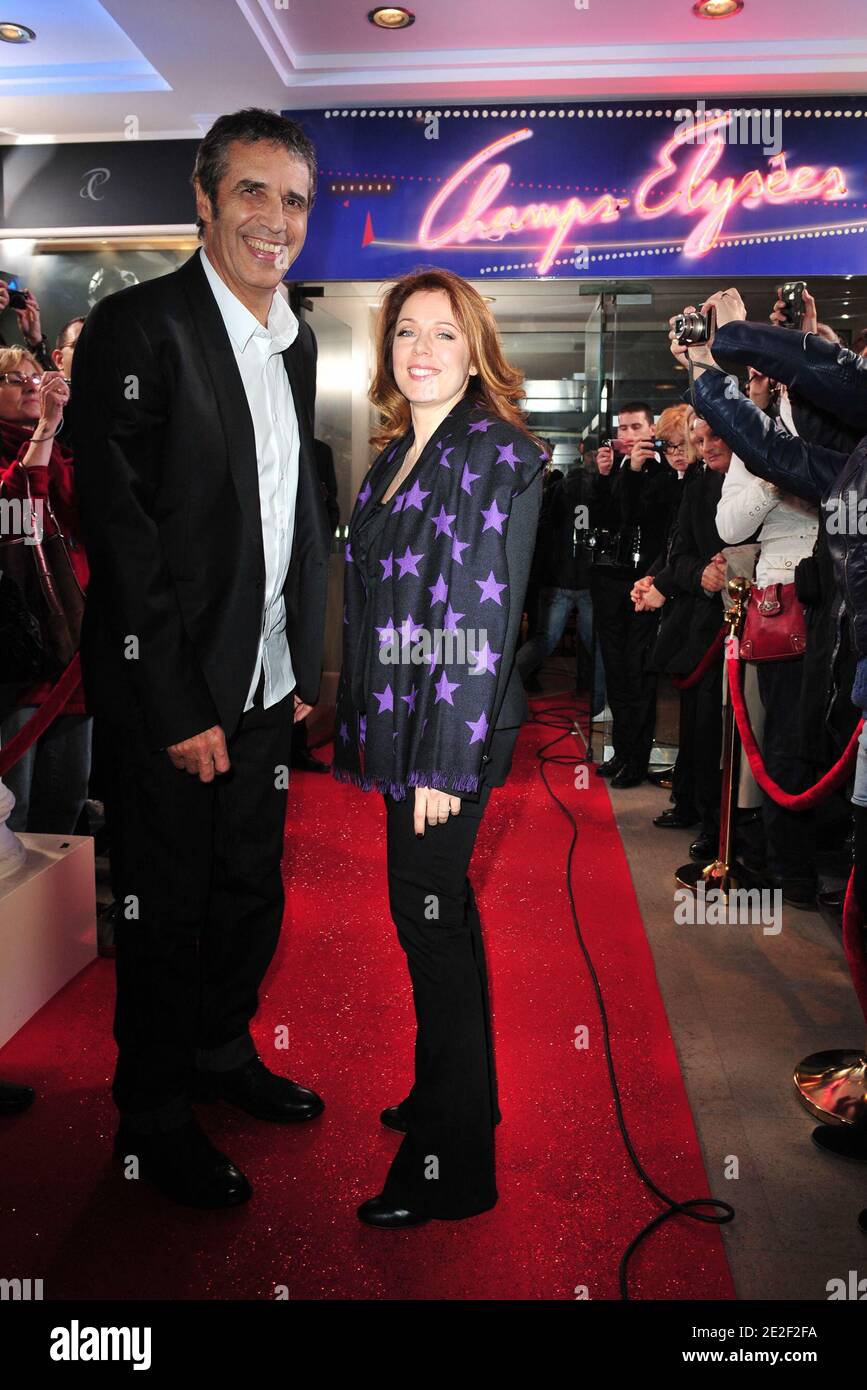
[617,400,654,426]
[852,327,867,356]
[55,315,85,352]
[191,108,318,237]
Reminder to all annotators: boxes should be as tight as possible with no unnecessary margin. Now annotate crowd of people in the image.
[521,285,862,927]
[0,110,866,1226]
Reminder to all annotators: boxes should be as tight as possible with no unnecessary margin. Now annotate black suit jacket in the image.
[70,251,331,750]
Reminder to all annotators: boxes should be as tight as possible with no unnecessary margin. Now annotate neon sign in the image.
[418,129,623,276]
[416,114,849,273]
[634,111,848,256]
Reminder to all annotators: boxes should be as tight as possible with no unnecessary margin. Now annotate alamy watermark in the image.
[673,101,782,157]
[0,497,43,544]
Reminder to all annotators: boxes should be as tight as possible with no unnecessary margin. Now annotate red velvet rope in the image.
[842,871,867,1026]
[0,654,82,780]
[727,653,863,810]
[671,627,725,692]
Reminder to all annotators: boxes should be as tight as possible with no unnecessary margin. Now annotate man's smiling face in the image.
[194,138,311,312]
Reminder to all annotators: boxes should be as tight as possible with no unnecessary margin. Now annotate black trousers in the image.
[756,658,816,883]
[103,686,295,1130]
[674,661,723,835]
[380,785,501,1218]
[589,568,659,770]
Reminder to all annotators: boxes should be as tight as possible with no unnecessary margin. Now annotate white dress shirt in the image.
[199,247,300,711]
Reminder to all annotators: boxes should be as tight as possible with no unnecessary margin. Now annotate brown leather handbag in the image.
[0,469,85,679]
[739,581,807,663]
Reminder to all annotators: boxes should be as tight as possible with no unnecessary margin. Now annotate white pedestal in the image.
[0,833,96,1049]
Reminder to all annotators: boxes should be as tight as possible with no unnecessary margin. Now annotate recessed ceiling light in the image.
[693,0,744,16]
[368,7,415,28]
[0,21,36,42]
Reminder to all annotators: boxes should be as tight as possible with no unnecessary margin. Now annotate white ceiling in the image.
[2,0,867,142]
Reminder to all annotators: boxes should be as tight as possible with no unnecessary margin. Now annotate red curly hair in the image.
[369,267,541,453]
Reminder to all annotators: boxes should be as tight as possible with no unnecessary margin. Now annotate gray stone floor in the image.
[570,679,867,1301]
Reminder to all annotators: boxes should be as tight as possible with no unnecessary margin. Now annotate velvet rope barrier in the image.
[671,627,725,692]
[0,654,82,780]
[842,872,867,1024]
[726,651,862,811]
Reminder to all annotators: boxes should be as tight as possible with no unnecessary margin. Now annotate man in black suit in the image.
[72,109,331,1208]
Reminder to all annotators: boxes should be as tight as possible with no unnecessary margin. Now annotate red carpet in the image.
[0,697,734,1300]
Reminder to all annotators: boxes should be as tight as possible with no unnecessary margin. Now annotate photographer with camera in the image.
[590,403,670,787]
[0,281,53,374]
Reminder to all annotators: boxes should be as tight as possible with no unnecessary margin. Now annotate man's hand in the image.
[14,289,42,346]
[293,693,312,723]
[166,725,230,782]
[703,286,747,329]
[630,575,655,606]
[668,306,714,373]
[700,556,727,593]
[636,583,667,612]
[747,365,774,410]
[630,437,658,472]
[413,785,461,835]
[770,285,818,334]
[596,442,615,476]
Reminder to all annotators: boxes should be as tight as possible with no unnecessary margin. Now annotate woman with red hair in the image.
[333,269,543,1227]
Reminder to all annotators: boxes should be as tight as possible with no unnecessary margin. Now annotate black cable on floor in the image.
[526,684,735,1300]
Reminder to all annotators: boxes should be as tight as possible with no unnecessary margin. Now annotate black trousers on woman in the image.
[380,785,502,1218]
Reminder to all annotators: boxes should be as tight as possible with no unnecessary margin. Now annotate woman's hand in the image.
[414,785,461,835]
[636,583,667,612]
[14,289,43,346]
[36,371,69,431]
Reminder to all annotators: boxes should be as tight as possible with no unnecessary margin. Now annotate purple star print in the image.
[399,612,424,646]
[431,505,457,538]
[339,720,349,743]
[451,535,470,566]
[461,462,481,496]
[469,641,501,677]
[429,574,449,605]
[467,418,493,434]
[495,442,520,471]
[443,602,464,633]
[359,715,367,744]
[404,480,432,511]
[379,551,394,580]
[358,479,373,507]
[434,671,460,706]
[376,616,397,644]
[475,570,507,605]
[439,446,454,469]
[391,493,406,514]
[466,710,490,744]
[396,545,424,578]
[345,541,353,562]
[481,497,507,534]
[400,685,419,714]
[373,684,394,714]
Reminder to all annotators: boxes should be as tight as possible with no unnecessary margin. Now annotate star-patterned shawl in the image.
[332,392,543,800]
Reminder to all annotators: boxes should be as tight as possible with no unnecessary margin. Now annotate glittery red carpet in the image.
[0,696,734,1300]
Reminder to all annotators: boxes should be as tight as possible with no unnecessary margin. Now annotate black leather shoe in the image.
[653,809,698,829]
[0,1080,35,1114]
[381,1102,503,1133]
[113,1118,252,1208]
[610,767,645,789]
[811,1116,867,1162]
[596,755,625,779]
[380,1105,408,1133]
[291,751,330,773]
[195,1055,324,1123]
[357,1195,430,1228]
[689,833,718,862]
